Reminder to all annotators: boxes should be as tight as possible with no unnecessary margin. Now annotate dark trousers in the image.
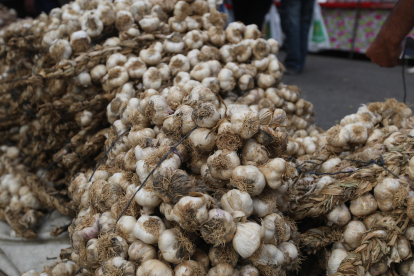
[280,0,315,72]
[232,0,274,29]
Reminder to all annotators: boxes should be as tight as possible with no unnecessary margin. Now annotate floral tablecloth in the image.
[322,8,414,53]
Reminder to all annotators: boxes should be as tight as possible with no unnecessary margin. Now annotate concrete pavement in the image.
[281,54,414,130]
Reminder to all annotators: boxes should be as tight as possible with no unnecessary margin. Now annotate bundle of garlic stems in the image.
[2,0,414,275]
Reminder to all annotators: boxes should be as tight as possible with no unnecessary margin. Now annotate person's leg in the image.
[299,0,316,71]
[280,0,302,73]
[246,0,274,28]
[232,0,250,24]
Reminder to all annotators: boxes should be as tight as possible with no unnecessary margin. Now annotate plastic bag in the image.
[308,1,330,52]
[264,3,283,45]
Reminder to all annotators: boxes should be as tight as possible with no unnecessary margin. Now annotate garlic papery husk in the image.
[231,108,260,139]
[220,189,253,217]
[201,208,236,246]
[158,228,195,264]
[232,221,264,258]
[174,260,205,276]
[349,193,378,216]
[172,194,210,230]
[101,257,135,276]
[326,125,350,147]
[128,240,157,266]
[96,234,128,262]
[241,139,268,166]
[152,167,207,204]
[48,262,76,276]
[343,123,368,144]
[207,150,241,180]
[136,259,173,276]
[132,214,166,244]
[207,263,240,276]
[384,132,407,147]
[249,244,285,269]
[209,243,239,267]
[343,220,366,249]
[192,102,220,128]
[262,212,292,245]
[116,215,137,243]
[326,203,351,226]
[327,249,348,276]
[374,177,405,211]
[239,265,259,276]
[230,165,266,196]
[258,158,286,189]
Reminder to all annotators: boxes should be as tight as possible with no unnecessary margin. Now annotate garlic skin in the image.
[231,165,266,196]
[218,68,236,92]
[349,193,378,216]
[343,220,366,249]
[220,189,253,217]
[128,240,157,266]
[326,203,351,226]
[374,178,401,211]
[208,263,239,276]
[258,158,286,189]
[192,102,220,128]
[136,259,173,276]
[239,265,259,276]
[327,249,348,276]
[344,123,368,144]
[207,150,241,180]
[133,215,166,244]
[169,54,190,76]
[134,187,162,212]
[225,22,245,44]
[326,125,350,147]
[232,221,264,258]
[49,39,72,61]
[278,242,299,265]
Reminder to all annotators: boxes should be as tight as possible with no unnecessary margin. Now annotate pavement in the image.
[280,54,414,130]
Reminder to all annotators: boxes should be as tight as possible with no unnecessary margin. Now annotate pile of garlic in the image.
[290,99,414,275]
[0,0,317,238]
[0,145,43,238]
[0,4,17,28]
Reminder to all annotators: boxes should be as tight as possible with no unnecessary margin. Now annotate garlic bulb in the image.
[262,213,291,245]
[201,208,236,245]
[136,259,173,276]
[232,221,264,258]
[258,158,286,189]
[117,216,137,242]
[239,265,259,276]
[343,220,366,249]
[192,248,210,271]
[250,244,285,267]
[231,108,260,139]
[220,189,253,217]
[128,240,157,265]
[134,187,162,212]
[326,125,350,147]
[241,139,268,166]
[374,178,401,211]
[327,249,348,276]
[349,193,378,216]
[158,228,195,264]
[133,215,166,244]
[174,260,205,276]
[326,203,351,226]
[192,103,220,128]
[321,157,341,173]
[207,150,240,180]
[172,194,210,230]
[231,165,266,196]
[207,263,240,276]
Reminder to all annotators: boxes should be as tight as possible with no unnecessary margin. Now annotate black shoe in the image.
[284,69,301,75]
